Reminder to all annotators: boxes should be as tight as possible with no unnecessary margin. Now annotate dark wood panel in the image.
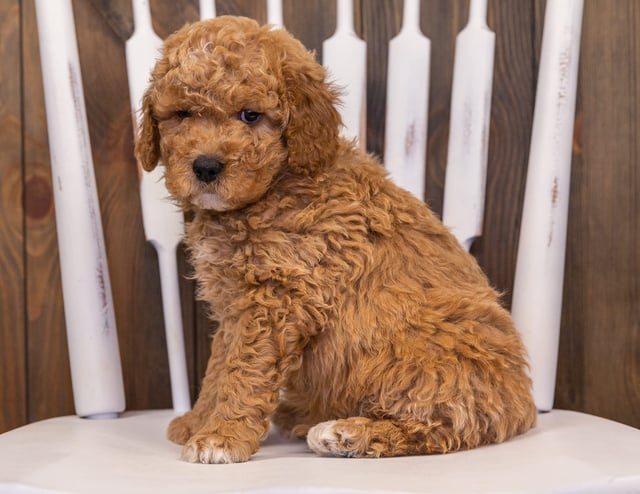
[87,0,134,41]
[150,0,198,37]
[215,0,265,22]
[473,0,539,300]
[555,0,640,427]
[0,0,26,433]
[422,0,466,215]
[22,0,75,423]
[282,0,335,59]
[361,0,402,158]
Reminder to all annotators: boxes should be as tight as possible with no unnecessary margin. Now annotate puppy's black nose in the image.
[192,155,224,183]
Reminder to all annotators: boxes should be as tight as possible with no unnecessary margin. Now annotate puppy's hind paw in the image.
[307,420,360,458]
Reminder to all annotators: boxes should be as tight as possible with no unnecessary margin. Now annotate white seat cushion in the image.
[1,409,639,493]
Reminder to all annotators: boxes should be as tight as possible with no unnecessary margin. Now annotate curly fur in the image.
[135,16,537,464]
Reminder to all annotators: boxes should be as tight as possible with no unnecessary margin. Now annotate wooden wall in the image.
[1,0,638,433]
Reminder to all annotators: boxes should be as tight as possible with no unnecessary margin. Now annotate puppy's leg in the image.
[167,330,227,445]
[307,417,461,458]
[180,305,304,464]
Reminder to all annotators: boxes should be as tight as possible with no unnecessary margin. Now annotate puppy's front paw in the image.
[181,433,254,464]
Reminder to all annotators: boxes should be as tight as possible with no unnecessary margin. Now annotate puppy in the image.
[135,16,537,464]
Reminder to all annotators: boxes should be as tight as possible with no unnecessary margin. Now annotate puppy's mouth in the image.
[191,192,233,212]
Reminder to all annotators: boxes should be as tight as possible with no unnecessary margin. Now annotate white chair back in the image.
[36,0,583,417]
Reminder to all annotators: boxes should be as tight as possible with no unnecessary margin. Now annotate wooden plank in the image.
[360,0,402,158]
[422,0,464,217]
[281,0,335,60]
[555,0,640,428]
[215,0,265,22]
[88,0,134,40]
[80,0,196,410]
[128,0,191,414]
[383,0,430,201]
[510,0,585,412]
[442,0,495,249]
[150,0,199,37]
[22,0,74,422]
[0,0,26,433]
[323,0,367,146]
[35,0,127,418]
[88,0,200,406]
[445,1,537,300]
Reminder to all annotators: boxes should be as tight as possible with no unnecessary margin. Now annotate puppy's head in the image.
[135,16,342,212]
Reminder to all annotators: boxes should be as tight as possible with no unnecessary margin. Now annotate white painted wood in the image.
[442,0,495,252]
[323,0,367,147]
[384,0,430,200]
[511,0,584,412]
[126,0,191,414]
[34,0,125,419]
[2,410,640,492]
[199,0,216,20]
[267,0,283,28]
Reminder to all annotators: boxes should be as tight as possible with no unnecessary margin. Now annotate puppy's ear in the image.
[134,90,161,171]
[277,33,342,176]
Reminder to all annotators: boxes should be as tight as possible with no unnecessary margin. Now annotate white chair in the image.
[1,1,639,493]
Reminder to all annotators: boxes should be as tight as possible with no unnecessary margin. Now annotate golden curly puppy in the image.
[136,16,536,464]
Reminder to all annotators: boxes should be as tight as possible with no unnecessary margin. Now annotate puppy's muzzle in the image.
[193,155,224,183]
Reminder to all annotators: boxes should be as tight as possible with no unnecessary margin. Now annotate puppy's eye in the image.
[175,110,192,120]
[239,110,262,124]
